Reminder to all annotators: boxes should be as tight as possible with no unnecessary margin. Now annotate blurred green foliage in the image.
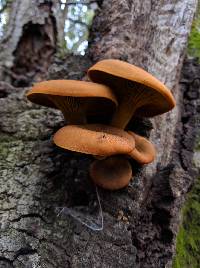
[60,0,97,55]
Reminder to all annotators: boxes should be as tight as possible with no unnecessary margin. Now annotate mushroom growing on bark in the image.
[53,124,135,190]
[53,124,135,157]
[88,131,156,190]
[88,59,176,129]
[89,156,132,190]
[27,80,118,124]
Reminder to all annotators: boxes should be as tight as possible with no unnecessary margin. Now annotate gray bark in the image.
[0,0,199,268]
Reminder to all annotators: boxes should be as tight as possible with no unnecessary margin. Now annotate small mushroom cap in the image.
[128,131,156,164]
[26,80,117,115]
[90,156,132,190]
[88,59,175,117]
[53,124,135,157]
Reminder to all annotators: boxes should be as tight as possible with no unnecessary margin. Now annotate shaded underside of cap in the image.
[26,79,118,109]
[89,156,132,190]
[53,124,135,156]
[88,59,176,117]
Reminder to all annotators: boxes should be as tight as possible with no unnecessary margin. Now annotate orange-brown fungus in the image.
[88,59,176,128]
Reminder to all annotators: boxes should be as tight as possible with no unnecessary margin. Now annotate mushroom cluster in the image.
[27,59,175,191]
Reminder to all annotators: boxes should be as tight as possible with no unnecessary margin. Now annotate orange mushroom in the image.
[88,131,156,190]
[27,80,117,124]
[89,156,132,190]
[53,124,135,157]
[128,131,156,164]
[53,124,156,190]
[88,59,176,129]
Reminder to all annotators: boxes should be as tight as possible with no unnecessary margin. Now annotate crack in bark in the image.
[10,213,49,224]
[13,247,37,262]
[0,256,13,265]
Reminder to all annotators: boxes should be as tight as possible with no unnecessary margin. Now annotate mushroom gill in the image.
[27,80,118,124]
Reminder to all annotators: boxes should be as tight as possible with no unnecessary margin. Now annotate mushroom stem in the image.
[48,96,87,124]
[89,156,132,190]
[111,85,154,129]
[111,98,137,128]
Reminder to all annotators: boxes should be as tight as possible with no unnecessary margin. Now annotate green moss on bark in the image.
[173,176,200,268]
[188,2,200,60]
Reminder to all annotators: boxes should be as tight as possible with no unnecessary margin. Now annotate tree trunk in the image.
[0,1,199,268]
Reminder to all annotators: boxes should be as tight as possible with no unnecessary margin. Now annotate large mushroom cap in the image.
[128,131,156,164]
[26,80,117,116]
[88,59,175,117]
[53,124,135,157]
[90,156,132,190]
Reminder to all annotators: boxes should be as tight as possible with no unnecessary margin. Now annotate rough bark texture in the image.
[0,0,199,268]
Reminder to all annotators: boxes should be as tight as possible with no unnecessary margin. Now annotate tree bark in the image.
[0,0,59,85]
[0,1,199,268]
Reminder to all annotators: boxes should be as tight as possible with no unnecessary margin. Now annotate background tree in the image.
[0,0,199,267]
[173,3,200,267]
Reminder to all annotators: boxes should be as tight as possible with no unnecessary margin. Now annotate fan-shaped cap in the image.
[128,131,156,164]
[88,59,175,117]
[26,80,117,116]
[53,124,135,157]
[90,156,132,190]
